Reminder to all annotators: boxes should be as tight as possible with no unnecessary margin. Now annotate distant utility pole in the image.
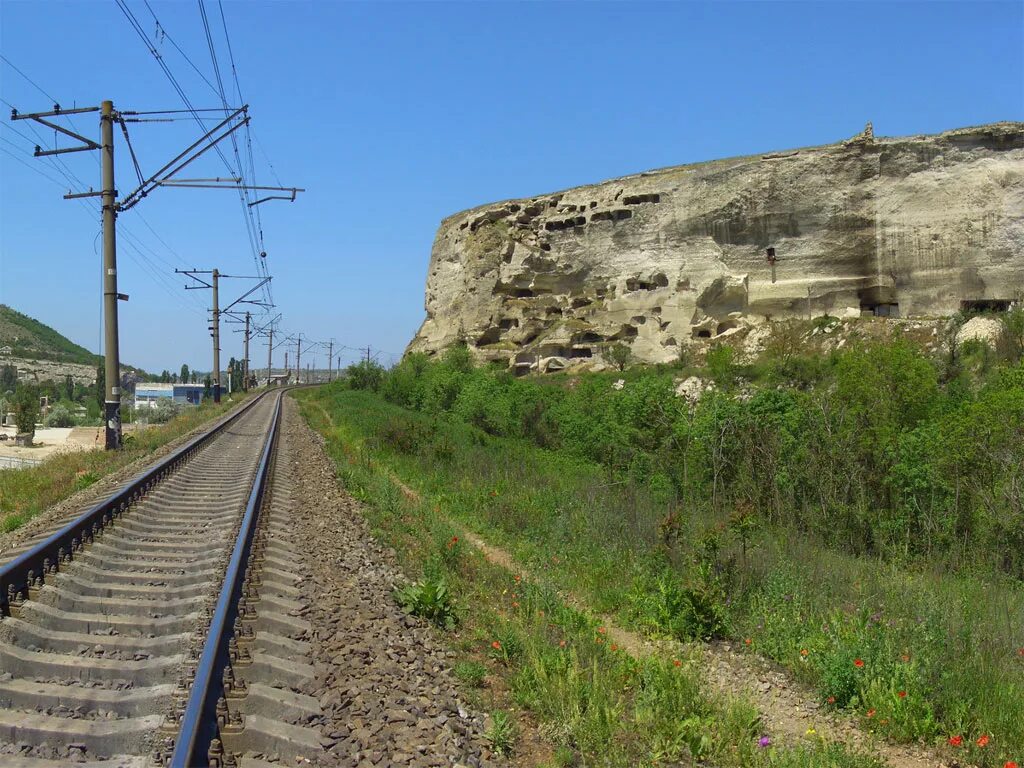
[243,312,250,390]
[327,339,334,382]
[178,270,271,403]
[10,99,301,447]
[284,351,289,383]
[295,334,302,384]
[365,346,372,365]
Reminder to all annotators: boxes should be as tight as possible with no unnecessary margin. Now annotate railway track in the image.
[0,390,325,767]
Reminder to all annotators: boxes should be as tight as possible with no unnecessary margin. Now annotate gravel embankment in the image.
[281,397,505,768]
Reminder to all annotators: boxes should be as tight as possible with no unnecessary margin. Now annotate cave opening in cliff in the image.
[569,347,593,359]
[860,302,900,318]
[961,299,1011,313]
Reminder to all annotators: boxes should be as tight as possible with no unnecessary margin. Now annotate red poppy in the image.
[949,735,963,747]
[854,659,865,668]
[611,644,619,651]
[866,709,875,718]
[1004,761,1018,768]
[597,627,606,634]
[491,641,502,650]
[800,649,809,657]
[827,696,836,704]
[901,654,910,662]
[744,638,752,646]
[673,659,682,667]
[978,735,990,748]
[558,640,566,648]
[897,691,907,699]
[511,602,520,609]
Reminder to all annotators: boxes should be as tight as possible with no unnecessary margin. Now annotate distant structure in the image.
[409,122,1024,371]
[134,382,206,409]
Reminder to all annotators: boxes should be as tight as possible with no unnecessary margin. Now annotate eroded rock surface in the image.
[409,122,1024,370]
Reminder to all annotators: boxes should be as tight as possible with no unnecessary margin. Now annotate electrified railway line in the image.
[0,390,324,767]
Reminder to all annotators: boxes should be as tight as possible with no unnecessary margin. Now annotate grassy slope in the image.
[297,386,899,768]
[0,304,101,366]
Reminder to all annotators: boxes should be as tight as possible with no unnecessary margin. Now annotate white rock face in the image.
[956,316,1008,350]
[409,123,1024,369]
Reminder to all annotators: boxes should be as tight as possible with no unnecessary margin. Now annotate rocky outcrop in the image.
[409,123,1024,370]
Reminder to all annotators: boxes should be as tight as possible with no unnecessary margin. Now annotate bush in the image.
[43,404,74,428]
[394,576,458,629]
[12,386,40,434]
[147,399,184,424]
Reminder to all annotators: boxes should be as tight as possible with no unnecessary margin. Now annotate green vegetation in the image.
[0,304,101,365]
[300,317,1024,766]
[0,393,254,530]
[297,387,889,766]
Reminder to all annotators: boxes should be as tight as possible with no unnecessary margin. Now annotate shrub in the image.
[147,399,184,424]
[394,576,458,629]
[44,404,74,428]
[12,385,40,434]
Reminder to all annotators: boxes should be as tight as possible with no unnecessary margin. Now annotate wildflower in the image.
[595,637,604,644]
[827,696,836,704]
[901,654,910,662]
[854,659,865,668]
[1004,761,1018,768]
[597,626,606,634]
[949,735,963,747]
[805,728,816,736]
[800,649,809,657]
[744,638,752,646]
[1018,647,1024,658]
[880,719,889,726]
[491,641,502,650]
[611,644,619,652]
[977,734,990,748]
[866,709,876,718]
[897,690,907,699]
[513,574,521,583]
[511,602,520,609]
[558,640,566,648]
[758,736,771,748]
[673,659,682,667]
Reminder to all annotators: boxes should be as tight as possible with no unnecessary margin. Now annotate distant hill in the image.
[0,304,101,366]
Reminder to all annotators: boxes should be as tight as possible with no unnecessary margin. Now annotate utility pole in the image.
[242,311,250,391]
[284,351,289,383]
[212,269,221,402]
[266,326,273,386]
[327,339,334,382]
[11,99,302,447]
[365,346,371,365]
[100,101,122,448]
[179,270,271,403]
[295,335,302,383]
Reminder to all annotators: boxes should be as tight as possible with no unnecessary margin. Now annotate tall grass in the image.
[297,386,1024,765]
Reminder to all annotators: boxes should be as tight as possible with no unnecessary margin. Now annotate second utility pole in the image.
[243,311,250,391]
[100,100,122,449]
[212,269,221,403]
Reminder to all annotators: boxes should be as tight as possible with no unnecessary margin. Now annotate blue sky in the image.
[1,0,1021,373]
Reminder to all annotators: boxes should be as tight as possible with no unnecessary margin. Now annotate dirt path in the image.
[389,476,955,768]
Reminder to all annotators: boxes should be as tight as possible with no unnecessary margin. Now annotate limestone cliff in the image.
[409,123,1024,371]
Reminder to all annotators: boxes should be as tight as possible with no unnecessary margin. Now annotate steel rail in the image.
[170,391,282,767]
[0,391,269,616]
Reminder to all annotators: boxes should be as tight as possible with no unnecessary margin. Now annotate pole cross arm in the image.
[118,106,249,212]
[222,277,272,314]
[11,106,103,157]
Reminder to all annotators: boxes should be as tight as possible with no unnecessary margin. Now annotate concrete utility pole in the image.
[295,335,302,384]
[327,339,334,382]
[284,351,289,383]
[100,101,122,448]
[266,327,273,386]
[212,269,221,402]
[242,311,250,391]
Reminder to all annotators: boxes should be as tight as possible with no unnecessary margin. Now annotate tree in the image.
[64,374,74,402]
[180,363,190,385]
[12,385,40,436]
[0,364,17,394]
[606,343,633,372]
